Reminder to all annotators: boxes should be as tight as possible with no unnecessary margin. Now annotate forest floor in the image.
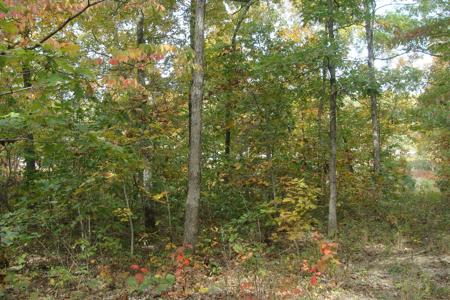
[1,191,449,299]
[5,243,448,300]
[187,243,450,300]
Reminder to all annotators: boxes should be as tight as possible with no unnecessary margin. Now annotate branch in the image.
[231,0,254,50]
[0,86,32,97]
[0,138,30,145]
[26,0,106,50]
[375,2,416,12]
[375,51,410,60]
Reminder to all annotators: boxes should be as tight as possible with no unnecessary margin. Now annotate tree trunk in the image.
[136,9,157,230]
[364,0,381,177]
[317,61,327,199]
[136,9,145,86]
[184,0,205,248]
[327,0,338,237]
[188,0,196,145]
[22,61,36,181]
[225,1,252,158]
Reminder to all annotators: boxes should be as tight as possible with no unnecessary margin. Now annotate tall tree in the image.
[184,0,206,247]
[326,0,338,237]
[135,8,156,229]
[22,26,36,182]
[364,0,381,178]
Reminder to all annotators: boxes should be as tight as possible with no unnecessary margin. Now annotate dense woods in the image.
[0,0,448,299]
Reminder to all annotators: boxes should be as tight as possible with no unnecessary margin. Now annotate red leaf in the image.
[135,273,145,284]
[176,254,184,263]
[140,267,149,274]
[182,258,190,266]
[130,264,140,271]
[310,275,318,286]
[109,58,119,65]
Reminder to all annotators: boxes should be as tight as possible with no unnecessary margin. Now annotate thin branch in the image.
[26,0,106,50]
[0,138,30,145]
[0,86,32,97]
[375,2,416,12]
[231,0,254,50]
[375,51,411,60]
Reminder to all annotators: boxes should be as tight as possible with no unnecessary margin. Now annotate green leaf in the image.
[0,20,18,34]
[0,1,8,13]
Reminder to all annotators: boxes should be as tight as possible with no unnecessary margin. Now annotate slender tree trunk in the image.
[188,0,195,145]
[22,61,36,181]
[327,0,338,237]
[136,9,157,230]
[317,61,327,198]
[184,0,205,248]
[136,9,145,86]
[123,184,134,257]
[364,0,381,177]
[225,1,252,158]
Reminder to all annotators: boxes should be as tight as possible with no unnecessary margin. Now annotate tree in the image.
[364,0,381,178]
[184,0,206,247]
[326,0,338,237]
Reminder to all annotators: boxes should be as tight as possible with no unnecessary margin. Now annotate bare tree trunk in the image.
[184,0,205,248]
[364,0,381,178]
[327,0,338,237]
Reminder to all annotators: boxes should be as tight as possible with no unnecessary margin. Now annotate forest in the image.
[0,0,448,299]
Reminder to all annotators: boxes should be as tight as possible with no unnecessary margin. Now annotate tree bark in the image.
[317,61,327,198]
[136,9,145,86]
[364,0,381,177]
[327,0,338,237]
[136,9,157,230]
[184,0,205,248]
[188,0,196,145]
[22,61,36,181]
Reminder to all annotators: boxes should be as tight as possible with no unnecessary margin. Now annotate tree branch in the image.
[0,138,30,145]
[26,0,106,50]
[0,86,32,97]
[231,0,254,50]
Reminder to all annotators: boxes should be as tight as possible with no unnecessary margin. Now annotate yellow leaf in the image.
[152,191,168,201]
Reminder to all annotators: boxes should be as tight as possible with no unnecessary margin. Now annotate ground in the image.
[1,190,449,299]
